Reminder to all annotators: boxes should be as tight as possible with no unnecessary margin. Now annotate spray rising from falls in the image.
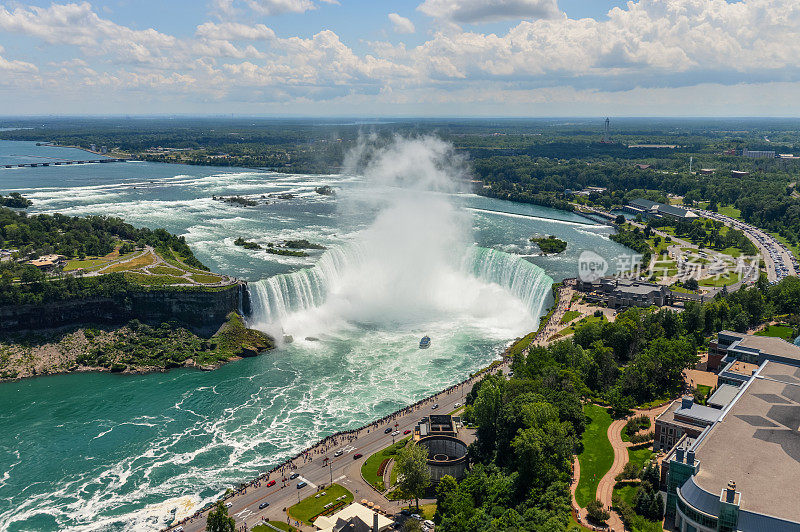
[247,243,553,332]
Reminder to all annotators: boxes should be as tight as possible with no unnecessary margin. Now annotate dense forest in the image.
[433,274,800,531]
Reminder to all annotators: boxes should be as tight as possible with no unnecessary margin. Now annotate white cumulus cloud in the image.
[388,13,415,34]
[418,0,561,24]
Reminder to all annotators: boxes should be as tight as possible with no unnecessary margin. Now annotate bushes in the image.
[586,499,610,525]
[629,431,654,445]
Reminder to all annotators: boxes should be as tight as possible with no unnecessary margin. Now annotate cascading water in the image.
[247,242,553,332]
[247,244,367,326]
[461,245,553,317]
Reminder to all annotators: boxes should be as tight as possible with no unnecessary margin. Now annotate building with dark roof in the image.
[577,277,670,309]
[624,198,699,220]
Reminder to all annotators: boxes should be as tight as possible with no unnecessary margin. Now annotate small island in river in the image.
[530,235,567,255]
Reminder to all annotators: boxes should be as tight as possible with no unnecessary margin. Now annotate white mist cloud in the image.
[256,136,535,337]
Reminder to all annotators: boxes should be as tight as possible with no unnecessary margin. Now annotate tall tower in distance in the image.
[602,117,611,143]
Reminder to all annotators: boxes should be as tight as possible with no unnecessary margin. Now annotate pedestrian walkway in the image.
[594,403,670,531]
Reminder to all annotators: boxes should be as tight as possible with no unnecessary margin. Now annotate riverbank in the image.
[0,312,273,382]
[165,282,574,531]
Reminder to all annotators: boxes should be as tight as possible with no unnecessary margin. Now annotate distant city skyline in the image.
[0,0,799,116]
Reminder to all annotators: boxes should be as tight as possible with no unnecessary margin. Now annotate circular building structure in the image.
[417,435,468,482]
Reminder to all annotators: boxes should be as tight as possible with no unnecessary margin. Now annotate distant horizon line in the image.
[2,115,800,121]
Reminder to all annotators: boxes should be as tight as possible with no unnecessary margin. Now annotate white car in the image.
[424,520,435,528]
[454,402,461,408]
[392,431,400,436]
[225,502,232,508]
[334,450,344,457]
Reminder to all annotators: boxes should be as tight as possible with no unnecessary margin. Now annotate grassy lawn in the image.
[123,272,185,286]
[288,483,353,526]
[252,523,299,532]
[627,445,655,469]
[669,284,698,294]
[104,251,156,272]
[575,404,614,508]
[64,249,137,272]
[717,205,742,219]
[695,384,712,403]
[636,396,671,410]
[755,324,795,341]
[651,258,677,279]
[560,310,583,324]
[569,514,595,532]
[613,482,640,506]
[361,438,409,491]
[718,246,742,258]
[149,265,185,276]
[191,273,224,283]
[699,271,741,287]
[399,503,436,520]
[555,314,605,339]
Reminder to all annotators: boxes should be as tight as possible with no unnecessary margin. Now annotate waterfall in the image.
[247,243,553,328]
[461,245,554,318]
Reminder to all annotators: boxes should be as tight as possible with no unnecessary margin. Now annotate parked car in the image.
[266,480,276,487]
[353,453,363,460]
[384,427,393,434]
[297,481,307,489]
[289,473,299,480]
[431,403,439,409]
[411,513,422,520]
[259,502,270,509]
[225,502,232,509]
[399,509,411,516]
[424,520,435,528]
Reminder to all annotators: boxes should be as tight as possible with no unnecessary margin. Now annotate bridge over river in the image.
[3,157,130,168]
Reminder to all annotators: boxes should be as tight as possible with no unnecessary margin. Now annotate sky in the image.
[0,0,799,116]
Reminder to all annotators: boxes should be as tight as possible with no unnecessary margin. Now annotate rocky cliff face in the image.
[0,283,245,334]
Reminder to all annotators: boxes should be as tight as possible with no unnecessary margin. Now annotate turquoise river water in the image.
[0,140,630,531]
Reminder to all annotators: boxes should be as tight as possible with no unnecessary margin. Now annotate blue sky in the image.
[0,0,798,116]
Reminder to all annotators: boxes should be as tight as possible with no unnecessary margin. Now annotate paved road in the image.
[171,285,574,531]
[696,209,798,282]
[172,378,478,531]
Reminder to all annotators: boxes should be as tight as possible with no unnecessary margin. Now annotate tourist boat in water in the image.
[419,335,431,349]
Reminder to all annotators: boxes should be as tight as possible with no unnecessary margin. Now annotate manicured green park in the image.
[575,404,614,507]
[252,522,299,532]
[287,483,353,526]
[755,324,794,341]
[560,310,582,324]
[361,438,409,491]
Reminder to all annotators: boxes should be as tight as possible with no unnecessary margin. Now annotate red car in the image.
[403,430,411,435]
[266,480,276,487]
[353,453,363,460]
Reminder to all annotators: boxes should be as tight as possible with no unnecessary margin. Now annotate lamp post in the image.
[329,459,333,486]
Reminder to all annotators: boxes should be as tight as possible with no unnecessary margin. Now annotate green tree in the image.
[433,475,458,524]
[586,499,610,525]
[206,501,235,532]
[396,441,431,511]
